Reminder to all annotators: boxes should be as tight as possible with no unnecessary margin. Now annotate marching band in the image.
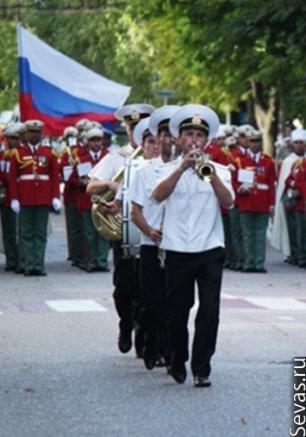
[1,103,306,387]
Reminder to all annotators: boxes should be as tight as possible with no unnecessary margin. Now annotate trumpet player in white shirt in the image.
[152,104,234,388]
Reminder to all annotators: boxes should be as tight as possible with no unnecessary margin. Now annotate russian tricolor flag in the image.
[17,24,131,135]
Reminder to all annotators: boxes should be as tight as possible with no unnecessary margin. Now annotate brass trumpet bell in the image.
[195,161,216,182]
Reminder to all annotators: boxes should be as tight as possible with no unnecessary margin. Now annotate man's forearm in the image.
[131,203,152,236]
[210,175,234,209]
[86,178,120,195]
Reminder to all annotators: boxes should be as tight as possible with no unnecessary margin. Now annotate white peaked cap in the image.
[169,104,220,140]
[132,117,151,147]
[291,129,306,143]
[86,128,104,140]
[63,126,78,138]
[149,105,180,136]
[215,126,226,138]
[225,136,237,147]
[115,103,155,121]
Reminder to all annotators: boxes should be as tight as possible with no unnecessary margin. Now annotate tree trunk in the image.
[251,80,276,156]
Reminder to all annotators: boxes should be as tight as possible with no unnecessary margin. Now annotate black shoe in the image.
[169,364,187,384]
[96,266,110,272]
[24,270,36,276]
[254,268,267,273]
[193,375,211,388]
[242,267,256,273]
[144,350,156,370]
[34,270,47,276]
[5,265,15,272]
[118,330,132,354]
[134,328,144,358]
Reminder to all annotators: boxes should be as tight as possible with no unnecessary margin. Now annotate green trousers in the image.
[65,203,82,265]
[295,211,306,266]
[228,206,245,269]
[19,206,49,273]
[286,209,299,264]
[240,212,269,270]
[0,206,19,269]
[79,210,109,270]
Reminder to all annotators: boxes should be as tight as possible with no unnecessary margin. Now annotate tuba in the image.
[91,146,144,241]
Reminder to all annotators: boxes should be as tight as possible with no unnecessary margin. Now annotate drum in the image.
[121,156,148,258]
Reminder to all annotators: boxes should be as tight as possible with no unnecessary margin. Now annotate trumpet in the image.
[191,145,215,182]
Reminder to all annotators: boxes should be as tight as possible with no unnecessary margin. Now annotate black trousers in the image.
[165,247,225,377]
[112,241,140,332]
[139,245,170,358]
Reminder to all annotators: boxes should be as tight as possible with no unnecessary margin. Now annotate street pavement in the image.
[0,212,305,437]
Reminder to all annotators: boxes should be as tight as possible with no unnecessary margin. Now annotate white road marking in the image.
[45,300,107,313]
[222,293,237,299]
[278,316,294,321]
[244,297,306,311]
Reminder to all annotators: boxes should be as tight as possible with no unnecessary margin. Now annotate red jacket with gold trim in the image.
[9,143,60,206]
[235,153,276,213]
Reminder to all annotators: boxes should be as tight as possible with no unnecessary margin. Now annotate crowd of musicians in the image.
[1,102,306,387]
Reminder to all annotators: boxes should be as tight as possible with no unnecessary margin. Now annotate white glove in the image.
[11,199,21,214]
[52,197,62,212]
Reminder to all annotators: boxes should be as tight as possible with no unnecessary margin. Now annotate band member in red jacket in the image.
[0,123,25,271]
[235,129,276,272]
[9,119,61,276]
[70,127,110,272]
[284,152,306,268]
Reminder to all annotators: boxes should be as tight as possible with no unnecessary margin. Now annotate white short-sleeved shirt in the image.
[155,159,234,253]
[129,156,171,246]
[88,144,134,181]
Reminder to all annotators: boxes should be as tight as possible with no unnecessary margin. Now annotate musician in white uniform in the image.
[152,104,234,388]
[86,104,155,355]
[129,105,180,370]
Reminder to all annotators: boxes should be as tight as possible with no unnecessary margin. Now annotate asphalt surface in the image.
[0,212,305,437]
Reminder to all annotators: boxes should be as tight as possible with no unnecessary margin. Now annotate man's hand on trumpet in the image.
[99,199,122,215]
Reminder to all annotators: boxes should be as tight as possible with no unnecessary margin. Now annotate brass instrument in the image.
[91,146,144,241]
[192,146,215,182]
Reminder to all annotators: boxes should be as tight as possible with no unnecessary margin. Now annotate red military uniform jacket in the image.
[70,149,107,211]
[0,148,16,207]
[9,143,60,206]
[226,146,247,208]
[285,158,306,212]
[204,142,228,166]
[60,145,84,205]
[234,152,276,213]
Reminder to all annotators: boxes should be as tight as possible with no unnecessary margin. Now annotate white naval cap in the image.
[236,124,254,135]
[4,122,26,137]
[169,104,220,140]
[75,118,91,130]
[291,128,306,143]
[215,126,226,138]
[132,117,152,147]
[222,124,235,136]
[86,121,103,130]
[115,104,155,126]
[225,136,237,148]
[24,119,44,131]
[149,105,180,136]
[86,127,104,140]
[246,129,262,140]
[63,126,78,138]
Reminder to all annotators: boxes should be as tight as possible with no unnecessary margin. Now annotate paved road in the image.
[0,212,305,437]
